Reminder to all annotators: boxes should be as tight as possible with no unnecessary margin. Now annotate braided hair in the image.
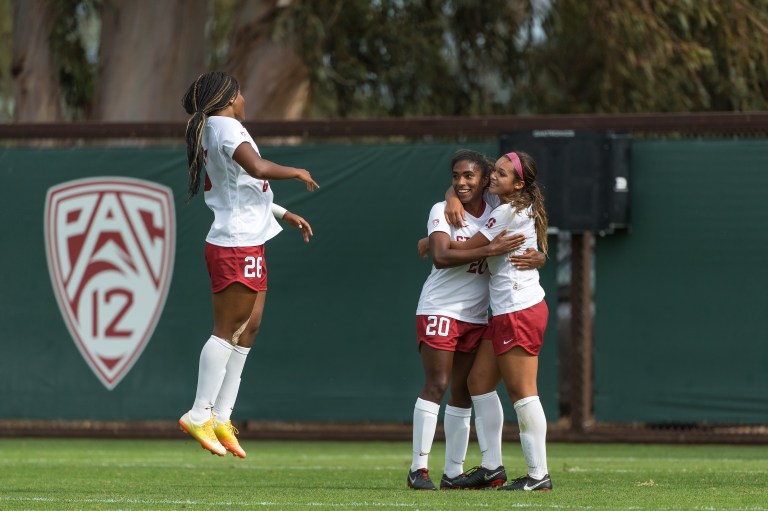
[181,71,240,200]
[498,151,549,255]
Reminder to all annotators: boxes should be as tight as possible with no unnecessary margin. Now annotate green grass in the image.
[1,438,767,510]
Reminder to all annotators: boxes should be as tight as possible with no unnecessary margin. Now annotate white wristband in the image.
[271,203,288,219]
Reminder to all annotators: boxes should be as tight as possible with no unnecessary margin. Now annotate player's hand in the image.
[487,231,524,256]
[509,247,546,270]
[296,169,319,192]
[444,196,466,228]
[417,237,430,259]
[283,211,313,243]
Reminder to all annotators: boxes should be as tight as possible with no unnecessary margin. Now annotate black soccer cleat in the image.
[497,473,552,491]
[407,468,437,490]
[445,465,507,490]
[439,472,465,490]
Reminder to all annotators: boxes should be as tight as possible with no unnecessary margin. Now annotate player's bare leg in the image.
[440,350,475,489]
[409,345,453,490]
[447,340,507,489]
[181,283,257,456]
[213,291,267,458]
[496,347,551,491]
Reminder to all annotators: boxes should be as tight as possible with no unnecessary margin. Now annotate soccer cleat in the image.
[497,473,553,491]
[447,465,507,490]
[179,412,226,456]
[407,468,437,490]
[213,419,247,458]
[439,472,467,490]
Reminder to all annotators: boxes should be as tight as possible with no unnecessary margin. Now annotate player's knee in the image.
[233,320,260,347]
[448,388,472,408]
[506,383,537,404]
[468,373,496,396]
[421,378,449,402]
[245,320,261,338]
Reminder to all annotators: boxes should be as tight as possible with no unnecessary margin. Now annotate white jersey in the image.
[416,200,494,324]
[201,116,282,247]
[480,203,545,315]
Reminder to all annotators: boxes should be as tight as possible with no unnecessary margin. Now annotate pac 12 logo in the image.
[44,177,175,390]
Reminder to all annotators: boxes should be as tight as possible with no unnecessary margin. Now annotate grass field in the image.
[1,438,767,510]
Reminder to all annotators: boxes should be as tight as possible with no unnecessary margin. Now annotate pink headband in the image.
[505,152,524,181]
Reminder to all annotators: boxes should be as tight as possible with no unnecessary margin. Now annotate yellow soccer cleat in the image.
[179,412,227,456]
[213,419,247,459]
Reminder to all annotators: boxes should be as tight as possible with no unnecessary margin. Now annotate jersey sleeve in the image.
[219,119,251,158]
[480,203,513,241]
[426,202,452,236]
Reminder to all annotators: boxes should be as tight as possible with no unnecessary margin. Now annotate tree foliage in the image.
[516,0,768,113]
[276,0,530,117]
[0,0,12,120]
[4,0,768,121]
[52,0,99,120]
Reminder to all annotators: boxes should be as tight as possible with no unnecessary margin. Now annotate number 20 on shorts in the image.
[425,315,450,336]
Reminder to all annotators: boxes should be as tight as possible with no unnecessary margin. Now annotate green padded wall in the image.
[0,142,559,423]
[594,139,768,423]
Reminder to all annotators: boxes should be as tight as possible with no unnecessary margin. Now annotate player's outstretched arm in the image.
[233,143,319,191]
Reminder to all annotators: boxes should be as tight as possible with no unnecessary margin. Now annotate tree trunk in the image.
[93,0,208,121]
[11,0,61,121]
[225,0,310,120]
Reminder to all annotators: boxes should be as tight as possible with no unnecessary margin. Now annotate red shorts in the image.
[487,300,549,356]
[416,315,486,353]
[205,243,268,293]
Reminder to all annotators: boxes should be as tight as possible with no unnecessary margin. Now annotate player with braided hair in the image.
[179,71,319,458]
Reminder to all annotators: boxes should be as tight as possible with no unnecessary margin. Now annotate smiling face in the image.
[489,156,524,196]
[452,160,488,206]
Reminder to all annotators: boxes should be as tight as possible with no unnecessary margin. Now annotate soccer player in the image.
[409,150,542,490]
[178,71,319,458]
[447,151,553,491]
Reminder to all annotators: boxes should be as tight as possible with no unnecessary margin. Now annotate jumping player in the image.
[178,71,319,458]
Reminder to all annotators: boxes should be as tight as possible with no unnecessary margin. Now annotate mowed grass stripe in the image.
[1,439,767,510]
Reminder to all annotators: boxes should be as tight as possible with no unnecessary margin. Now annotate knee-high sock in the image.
[443,405,471,478]
[411,398,440,471]
[189,336,233,424]
[514,396,548,478]
[471,391,503,469]
[213,344,250,423]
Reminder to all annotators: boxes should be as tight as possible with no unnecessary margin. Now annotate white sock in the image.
[472,391,504,470]
[189,336,233,424]
[213,344,250,423]
[514,396,548,479]
[443,405,472,478]
[411,398,440,471]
